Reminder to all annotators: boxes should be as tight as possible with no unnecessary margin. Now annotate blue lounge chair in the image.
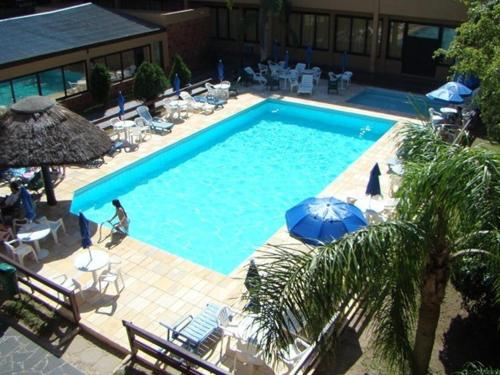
[136,105,174,134]
[160,303,232,354]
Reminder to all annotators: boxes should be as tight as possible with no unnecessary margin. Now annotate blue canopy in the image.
[341,51,348,72]
[118,91,125,119]
[366,163,382,197]
[454,73,480,90]
[286,197,368,245]
[174,73,181,97]
[426,83,464,104]
[284,50,289,69]
[79,212,92,249]
[442,81,472,97]
[20,186,36,221]
[306,45,313,68]
[217,59,224,82]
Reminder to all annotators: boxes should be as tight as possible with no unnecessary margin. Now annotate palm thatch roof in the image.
[0,96,111,168]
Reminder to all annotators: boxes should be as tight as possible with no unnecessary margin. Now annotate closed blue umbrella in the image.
[272,40,279,62]
[217,59,224,82]
[341,51,348,72]
[306,45,313,68]
[20,186,36,221]
[117,91,125,120]
[366,163,382,197]
[79,212,92,249]
[174,73,181,98]
[286,197,368,245]
[426,84,464,104]
[284,50,289,69]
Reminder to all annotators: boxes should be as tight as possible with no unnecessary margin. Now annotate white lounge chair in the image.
[180,91,215,114]
[297,74,314,95]
[136,106,174,134]
[244,67,267,86]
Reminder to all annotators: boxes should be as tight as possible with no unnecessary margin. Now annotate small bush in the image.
[1,296,57,335]
[134,62,169,102]
[89,64,111,106]
[168,54,192,88]
[453,362,500,375]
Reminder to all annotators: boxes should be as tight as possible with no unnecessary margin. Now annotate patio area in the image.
[0,80,413,373]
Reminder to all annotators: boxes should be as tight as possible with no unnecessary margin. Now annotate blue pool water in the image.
[347,88,431,116]
[71,100,395,274]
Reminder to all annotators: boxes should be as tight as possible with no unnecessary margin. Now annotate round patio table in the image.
[17,223,51,259]
[74,249,109,284]
[113,120,135,143]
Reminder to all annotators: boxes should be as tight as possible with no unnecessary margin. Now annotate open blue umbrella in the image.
[20,186,36,221]
[174,73,181,97]
[217,59,224,82]
[441,81,472,97]
[284,50,289,69]
[426,83,464,104]
[79,212,92,249]
[341,51,348,72]
[366,163,382,197]
[117,91,125,120]
[286,197,368,245]
[306,45,313,68]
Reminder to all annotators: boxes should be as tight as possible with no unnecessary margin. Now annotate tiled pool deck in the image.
[1,81,415,372]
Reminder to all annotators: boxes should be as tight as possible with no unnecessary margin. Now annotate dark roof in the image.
[0,3,163,67]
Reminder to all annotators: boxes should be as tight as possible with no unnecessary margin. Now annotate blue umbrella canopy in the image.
[366,163,382,197]
[174,73,181,97]
[442,81,472,97]
[306,45,313,68]
[20,186,36,221]
[426,84,464,104]
[286,197,368,245]
[284,50,289,69]
[217,59,224,82]
[118,91,125,119]
[79,212,92,249]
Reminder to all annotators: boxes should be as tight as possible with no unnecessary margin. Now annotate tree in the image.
[168,54,192,88]
[133,62,169,102]
[248,123,499,375]
[89,64,111,106]
[436,0,500,141]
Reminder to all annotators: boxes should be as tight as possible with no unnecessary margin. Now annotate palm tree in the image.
[247,123,499,375]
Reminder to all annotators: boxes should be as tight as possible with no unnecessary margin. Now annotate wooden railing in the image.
[0,253,80,323]
[123,320,230,375]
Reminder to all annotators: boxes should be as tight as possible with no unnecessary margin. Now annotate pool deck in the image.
[1,80,416,373]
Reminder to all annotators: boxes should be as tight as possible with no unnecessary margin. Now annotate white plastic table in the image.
[354,197,386,213]
[213,83,230,100]
[17,223,51,259]
[114,120,135,143]
[440,107,458,114]
[74,249,110,283]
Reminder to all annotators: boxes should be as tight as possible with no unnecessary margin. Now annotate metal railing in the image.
[123,320,230,375]
[0,253,80,323]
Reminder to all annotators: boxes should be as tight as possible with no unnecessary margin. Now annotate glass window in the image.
[336,17,351,52]
[106,53,122,81]
[408,23,439,39]
[288,13,301,47]
[12,75,39,101]
[39,68,65,99]
[217,8,229,39]
[388,21,405,59]
[122,50,136,79]
[351,18,367,54]
[441,27,456,49]
[302,14,315,47]
[152,41,163,68]
[244,9,258,42]
[315,15,330,50]
[210,7,217,38]
[0,81,13,107]
[229,9,239,40]
[64,62,86,95]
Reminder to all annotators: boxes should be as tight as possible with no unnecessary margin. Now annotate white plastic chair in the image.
[257,63,268,77]
[133,118,152,141]
[180,92,215,114]
[98,261,125,294]
[53,274,84,301]
[312,67,322,85]
[295,63,306,76]
[288,70,299,92]
[4,239,38,266]
[280,337,313,370]
[244,67,267,86]
[297,74,314,95]
[428,108,445,126]
[36,216,66,244]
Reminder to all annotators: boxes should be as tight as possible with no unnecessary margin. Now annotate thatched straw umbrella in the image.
[0,96,111,206]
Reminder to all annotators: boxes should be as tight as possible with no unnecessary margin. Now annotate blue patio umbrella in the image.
[286,197,368,245]
[217,59,224,82]
[306,45,313,68]
[20,186,36,221]
[366,163,382,197]
[441,81,472,97]
[426,84,464,104]
[341,51,348,72]
[272,40,279,62]
[117,91,125,120]
[174,73,181,97]
[284,50,289,69]
[79,212,92,249]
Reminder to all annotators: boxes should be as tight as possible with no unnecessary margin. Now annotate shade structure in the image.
[0,96,112,205]
[426,83,464,104]
[174,73,181,97]
[284,50,289,69]
[366,163,382,197]
[217,59,224,82]
[79,212,92,249]
[341,51,348,72]
[244,259,261,313]
[286,197,368,245]
[306,45,313,68]
[118,91,125,119]
[20,186,36,221]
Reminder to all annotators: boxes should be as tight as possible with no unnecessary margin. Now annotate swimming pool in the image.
[347,88,431,116]
[71,99,395,274]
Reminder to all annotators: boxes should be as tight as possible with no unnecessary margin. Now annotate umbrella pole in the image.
[41,166,57,206]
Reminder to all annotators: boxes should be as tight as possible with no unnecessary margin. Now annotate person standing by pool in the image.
[108,199,129,234]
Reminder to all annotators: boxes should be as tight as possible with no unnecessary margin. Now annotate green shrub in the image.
[133,62,169,102]
[168,54,192,88]
[2,296,55,335]
[454,362,500,375]
[89,64,111,106]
